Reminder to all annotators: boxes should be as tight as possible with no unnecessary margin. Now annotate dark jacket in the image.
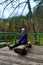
[18,31,28,45]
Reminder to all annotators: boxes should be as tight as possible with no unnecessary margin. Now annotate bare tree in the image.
[0,0,38,44]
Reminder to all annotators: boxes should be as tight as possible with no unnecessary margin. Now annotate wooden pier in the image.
[0,45,43,65]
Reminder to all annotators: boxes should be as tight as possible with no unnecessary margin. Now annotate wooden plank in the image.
[0,45,43,65]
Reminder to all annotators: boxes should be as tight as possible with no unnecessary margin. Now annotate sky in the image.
[0,0,38,19]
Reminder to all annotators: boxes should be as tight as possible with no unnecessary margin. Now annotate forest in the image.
[0,0,43,33]
[0,0,43,45]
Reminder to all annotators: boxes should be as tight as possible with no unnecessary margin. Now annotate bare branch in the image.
[3,2,12,14]
[8,1,27,17]
[0,0,8,4]
[12,0,21,16]
[21,4,27,15]
[10,0,16,8]
[3,0,16,16]
[14,0,20,15]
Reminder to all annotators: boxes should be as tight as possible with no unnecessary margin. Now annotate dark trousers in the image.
[9,43,25,49]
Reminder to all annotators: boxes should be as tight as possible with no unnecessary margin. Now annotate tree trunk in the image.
[27,0,38,44]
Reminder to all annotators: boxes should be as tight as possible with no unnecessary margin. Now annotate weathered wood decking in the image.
[0,45,43,65]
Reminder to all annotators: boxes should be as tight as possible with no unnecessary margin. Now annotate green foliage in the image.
[33,0,43,32]
[0,1,43,33]
[0,15,30,32]
[10,39,15,45]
